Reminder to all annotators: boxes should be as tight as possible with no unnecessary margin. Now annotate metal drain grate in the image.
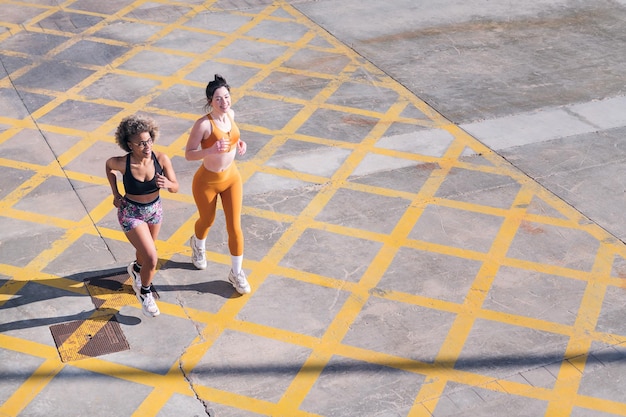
[50,316,130,362]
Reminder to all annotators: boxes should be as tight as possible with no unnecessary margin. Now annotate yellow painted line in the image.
[0,207,81,231]
[162,60,404,409]
[167,215,201,247]
[0,28,17,45]
[501,257,597,282]
[544,243,614,416]
[68,357,198,394]
[216,110,412,417]
[276,349,336,412]
[0,332,208,414]
[0,358,64,417]
[277,145,440,412]
[409,187,534,414]
[574,394,626,416]
[19,227,94,273]
[125,3,283,113]
[0,174,50,208]
[193,383,321,417]
[131,328,272,416]
[249,163,330,185]
[0,264,30,306]
[49,272,135,362]
[0,334,59,359]
[1,0,625,415]
[272,265,360,293]
[207,305,623,408]
[55,316,113,362]
[0,127,33,145]
[130,387,174,417]
[240,204,298,225]
[334,343,557,400]
[84,276,137,309]
[133,330,221,414]
[269,58,488,413]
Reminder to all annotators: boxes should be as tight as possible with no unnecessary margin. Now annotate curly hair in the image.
[114,114,159,152]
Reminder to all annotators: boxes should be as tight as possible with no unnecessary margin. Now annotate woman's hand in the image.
[216,137,231,153]
[156,173,170,189]
[113,195,123,208]
[237,140,247,156]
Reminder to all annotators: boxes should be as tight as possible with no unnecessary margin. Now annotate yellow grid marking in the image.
[2,0,626,416]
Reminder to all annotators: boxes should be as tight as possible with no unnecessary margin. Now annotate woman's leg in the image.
[192,168,220,240]
[191,168,221,269]
[221,167,249,294]
[221,169,244,257]
[126,222,159,287]
[125,222,161,316]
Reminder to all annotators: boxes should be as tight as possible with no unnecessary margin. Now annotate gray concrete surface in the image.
[298,0,626,121]
[1,0,626,416]
[297,0,626,243]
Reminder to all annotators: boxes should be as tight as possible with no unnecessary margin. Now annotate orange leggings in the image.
[192,163,243,256]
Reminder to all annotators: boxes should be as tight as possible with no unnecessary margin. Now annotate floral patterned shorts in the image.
[117,196,162,232]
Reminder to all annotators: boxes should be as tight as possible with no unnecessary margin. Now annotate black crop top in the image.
[123,153,163,195]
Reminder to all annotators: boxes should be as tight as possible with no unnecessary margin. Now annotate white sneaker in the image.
[228,269,251,294]
[138,288,160,317]
[189,235,207,270]
[127,261,141,296]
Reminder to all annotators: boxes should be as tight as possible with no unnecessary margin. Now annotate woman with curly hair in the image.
[105,114,179,317]
[185,74,250,295]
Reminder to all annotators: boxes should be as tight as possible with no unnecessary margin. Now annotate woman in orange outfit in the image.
[185,74,250,294]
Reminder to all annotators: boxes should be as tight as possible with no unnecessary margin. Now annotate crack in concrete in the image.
[175,294,215,417]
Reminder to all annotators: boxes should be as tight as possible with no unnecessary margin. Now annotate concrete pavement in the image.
[1,0,626,416]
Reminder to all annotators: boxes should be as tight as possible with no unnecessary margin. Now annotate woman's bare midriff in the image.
[202,148,236,173]
[125,190,159,204]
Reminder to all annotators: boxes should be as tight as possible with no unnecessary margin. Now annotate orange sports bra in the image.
[201,114,240,150]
